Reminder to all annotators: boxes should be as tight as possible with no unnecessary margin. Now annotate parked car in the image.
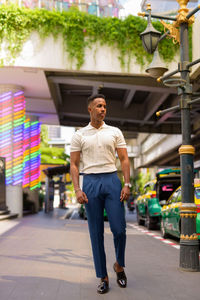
[78,204,108,221]
[161,183,200,240]
[136,168,181,229]
[127,194,135,212]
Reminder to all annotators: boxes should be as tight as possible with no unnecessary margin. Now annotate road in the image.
[0,206,200,300]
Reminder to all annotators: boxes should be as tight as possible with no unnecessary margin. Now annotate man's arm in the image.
[116,148,131,202]
[70,151,88,204]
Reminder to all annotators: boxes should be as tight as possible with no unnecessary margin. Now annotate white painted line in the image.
[128,223,180,251]
[154,236,163,239]
[173,245,180,249]
[163,240,173,244]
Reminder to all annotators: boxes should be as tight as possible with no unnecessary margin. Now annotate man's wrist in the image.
[75,187,81,193]
[124,183,132,188]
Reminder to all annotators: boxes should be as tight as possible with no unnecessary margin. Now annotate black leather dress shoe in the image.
[113,264,127,288]
[97,279,109,294]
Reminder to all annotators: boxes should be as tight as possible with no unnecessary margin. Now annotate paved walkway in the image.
[0,209,200,300]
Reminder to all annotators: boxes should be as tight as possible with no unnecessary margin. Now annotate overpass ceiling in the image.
[46,71,200,136]
[142,133,200,168]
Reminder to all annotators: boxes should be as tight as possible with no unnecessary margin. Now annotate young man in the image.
[70,94,131,294]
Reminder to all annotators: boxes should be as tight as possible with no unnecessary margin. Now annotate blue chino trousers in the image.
[83,172,126,278]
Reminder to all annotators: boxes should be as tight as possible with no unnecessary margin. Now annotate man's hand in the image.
[120,186,130,202]
[76,190,88,204]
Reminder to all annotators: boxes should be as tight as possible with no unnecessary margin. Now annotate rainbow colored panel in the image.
[13,91,26,185]
[23,119,31,188]
[22,120,41,190]
[0,91,13,184]
[29,121,41,190]
[0,90,41,189]
[0,90,26,185]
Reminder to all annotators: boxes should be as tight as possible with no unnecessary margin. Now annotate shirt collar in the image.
[87,122,107,130]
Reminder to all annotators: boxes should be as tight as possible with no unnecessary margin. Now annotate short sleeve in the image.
[115,128,126,148]
[70,131,82,152]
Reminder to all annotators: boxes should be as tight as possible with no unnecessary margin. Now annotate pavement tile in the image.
[0,209,200,300]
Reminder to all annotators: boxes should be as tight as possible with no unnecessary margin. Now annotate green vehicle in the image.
[161,183,200,240]
[78,204,108,221]
[136,169,181,230]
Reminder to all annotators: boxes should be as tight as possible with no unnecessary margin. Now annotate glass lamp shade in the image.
[140,23,161,54]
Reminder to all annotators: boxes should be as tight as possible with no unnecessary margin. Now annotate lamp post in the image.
[139,0,200,271]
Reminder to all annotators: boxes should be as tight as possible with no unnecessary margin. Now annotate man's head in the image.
[87,94,106,107]
[87,94,106,125]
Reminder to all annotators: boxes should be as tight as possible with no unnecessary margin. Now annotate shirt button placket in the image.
[97,128,103,151]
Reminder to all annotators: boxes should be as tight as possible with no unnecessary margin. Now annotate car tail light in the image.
[196,205,200,213]
[150,194,156,198]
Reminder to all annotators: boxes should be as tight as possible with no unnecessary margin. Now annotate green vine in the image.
[0,5,185,70]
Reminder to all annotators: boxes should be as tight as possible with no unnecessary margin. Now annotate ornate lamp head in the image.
[140,4,161,54]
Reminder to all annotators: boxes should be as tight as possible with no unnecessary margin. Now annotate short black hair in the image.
[87,94,106,106]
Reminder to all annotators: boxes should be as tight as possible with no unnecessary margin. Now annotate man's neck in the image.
[90,120,104,129]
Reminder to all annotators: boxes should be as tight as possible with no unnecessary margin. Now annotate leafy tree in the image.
[40,125,69,164]
[133,171,151,194]
[41,125,49,147]
[0,5,181,71]
[41,147,69,164]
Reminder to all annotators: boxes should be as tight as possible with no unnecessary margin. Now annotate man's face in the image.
[88,98,107,122]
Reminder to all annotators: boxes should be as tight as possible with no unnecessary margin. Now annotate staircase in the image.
[0,209,18,221]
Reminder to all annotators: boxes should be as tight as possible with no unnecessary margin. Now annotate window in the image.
[168,189,180,204]
[195,187,200,199]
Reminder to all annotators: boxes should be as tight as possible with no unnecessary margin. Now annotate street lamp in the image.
[140,4,161,54]
[139,0,200,272]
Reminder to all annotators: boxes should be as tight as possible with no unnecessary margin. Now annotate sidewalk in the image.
[0,208,200,300]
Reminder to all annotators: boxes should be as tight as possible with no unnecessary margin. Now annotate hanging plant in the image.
[0,5,183,71]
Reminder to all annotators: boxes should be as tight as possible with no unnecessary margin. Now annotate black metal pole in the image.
[179,21,199,271]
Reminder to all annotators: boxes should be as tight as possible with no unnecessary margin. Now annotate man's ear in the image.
[88,104,91,113]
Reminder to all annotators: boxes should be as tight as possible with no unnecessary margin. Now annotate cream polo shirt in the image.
[70,122,126,174]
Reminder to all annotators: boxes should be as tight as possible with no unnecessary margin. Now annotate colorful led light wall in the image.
[0,90,25,185]
[0,89,41,189]
[29,120,41,190]
[13,91,26,185]
[23,119,31,188]
[0,91,13,185]
[22,119,41,190]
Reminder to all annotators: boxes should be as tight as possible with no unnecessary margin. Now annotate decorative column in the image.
[0,84,25,217]
[23,115,41,212]
[29,118,41,190]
